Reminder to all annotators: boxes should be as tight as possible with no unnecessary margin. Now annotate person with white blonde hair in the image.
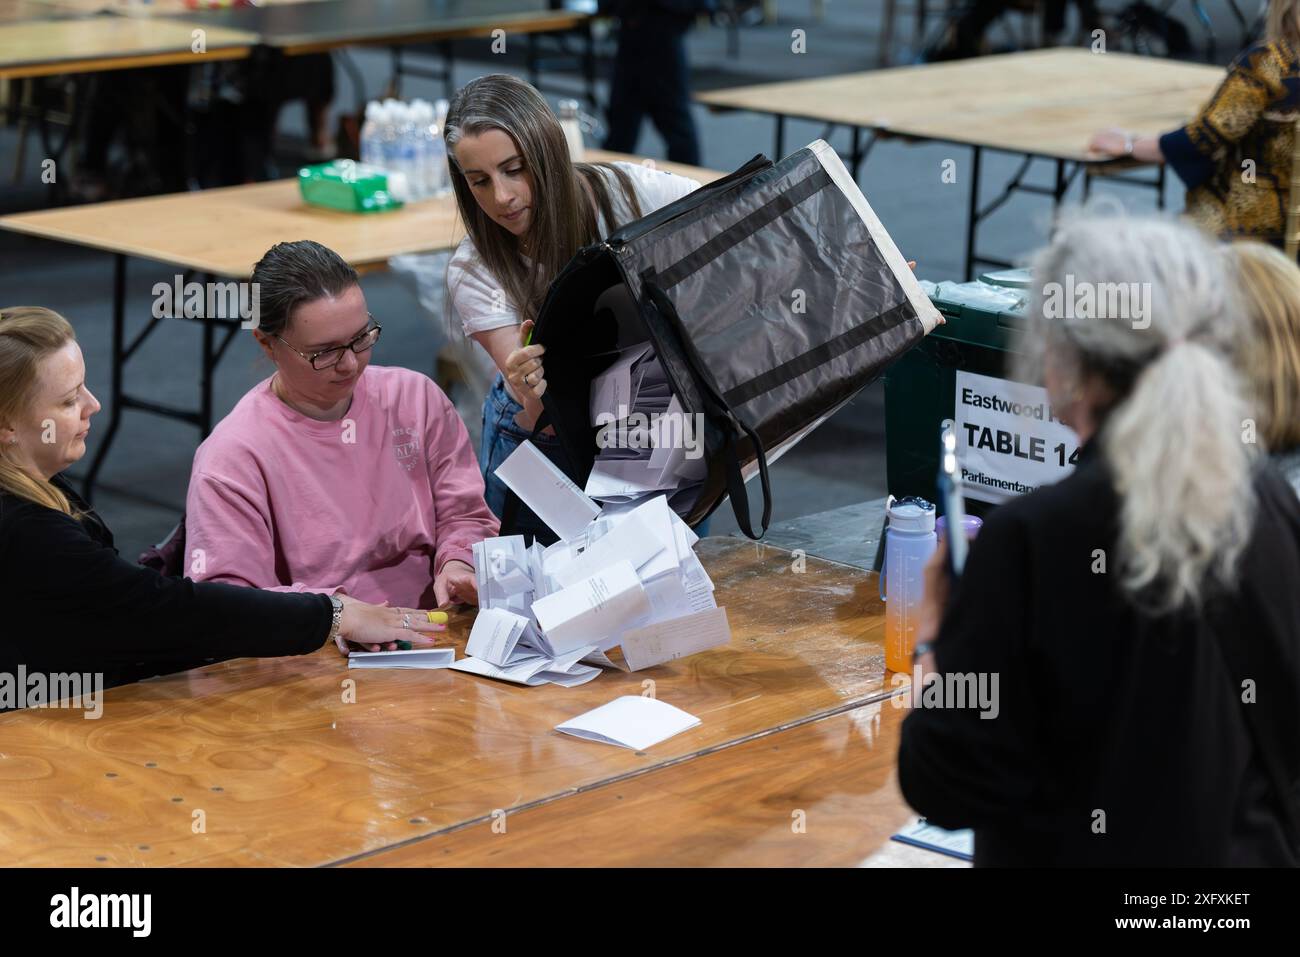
[898,214,1300,866]
[1225,240,1300,498]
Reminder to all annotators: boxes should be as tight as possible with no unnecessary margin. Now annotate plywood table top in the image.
[0,537,896,867]
[697,47,1224,163]
[0,12,257,78]
[349,694,965,867]
[0,150,722,276]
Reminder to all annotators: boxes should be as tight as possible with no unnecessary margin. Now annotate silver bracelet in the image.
[328,595,344,644]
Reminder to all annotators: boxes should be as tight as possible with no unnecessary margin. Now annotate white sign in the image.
[953,370,1079,504]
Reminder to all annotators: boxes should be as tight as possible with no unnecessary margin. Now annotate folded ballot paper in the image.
[555,695,701,750]
[455,442,732,687]
[348,648,457,669]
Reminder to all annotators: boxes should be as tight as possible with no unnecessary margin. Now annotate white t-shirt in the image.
[447,161,699,337]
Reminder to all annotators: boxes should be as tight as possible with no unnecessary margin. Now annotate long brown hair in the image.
[0,306,78,515]
[444,74,644,324]
[1226,241,1300,452]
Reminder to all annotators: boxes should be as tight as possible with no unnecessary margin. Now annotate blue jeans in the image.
[480,375,572,542]
[479,373,713,539]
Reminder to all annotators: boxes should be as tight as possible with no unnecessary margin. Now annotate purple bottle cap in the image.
[936,515,983,539]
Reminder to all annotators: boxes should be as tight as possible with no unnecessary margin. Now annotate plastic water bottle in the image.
[432,99,451,194]
[394,102,420,199]
[376,104,409,202]
[406,100,429,199]
[360,101,382,169]
[881,495,937,673]
[418,99,442,199]
[558,99,584,161]
[427,101,449,195]
[935,514,983,545]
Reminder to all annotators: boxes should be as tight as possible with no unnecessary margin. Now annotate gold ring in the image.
[427,611,449,624]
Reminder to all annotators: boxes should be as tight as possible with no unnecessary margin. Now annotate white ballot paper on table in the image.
[619,606,730,671]
[465,607,533,666]
[556,695,701,750]
[494,440,600,540]
[450,654,553,686]
[348,648,456,669]
[549,511,665,589]
[532,559,651,654]
[472,535,532,608]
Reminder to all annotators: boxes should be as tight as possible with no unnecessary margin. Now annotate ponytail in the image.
[1103,340,1257,612]
[1022,212,1258,614]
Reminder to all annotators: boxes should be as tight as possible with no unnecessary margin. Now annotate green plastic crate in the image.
[883,270,1032,517]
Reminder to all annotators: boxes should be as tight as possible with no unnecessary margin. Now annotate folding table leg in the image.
[964,144,982,281]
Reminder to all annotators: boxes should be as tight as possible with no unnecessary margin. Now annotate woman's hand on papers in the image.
[434,559,477,609]
[334,595,447,655]
[506,320,547,402]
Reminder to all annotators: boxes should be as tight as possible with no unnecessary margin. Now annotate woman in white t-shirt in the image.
[443,74,699,539]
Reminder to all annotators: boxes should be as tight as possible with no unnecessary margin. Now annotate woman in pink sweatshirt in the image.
[185,240,499,609]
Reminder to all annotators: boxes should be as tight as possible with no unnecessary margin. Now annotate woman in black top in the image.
[0,306,446,700]
[898,215,1300,866]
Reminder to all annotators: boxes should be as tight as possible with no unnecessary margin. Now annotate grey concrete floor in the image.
[0,0,1250,557]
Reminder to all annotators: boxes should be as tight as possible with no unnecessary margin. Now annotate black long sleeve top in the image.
[0,476,331,698]
[899,441,1300,866]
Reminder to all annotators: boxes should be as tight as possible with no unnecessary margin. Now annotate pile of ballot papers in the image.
[585,342,707,517]
[454,440,731,687]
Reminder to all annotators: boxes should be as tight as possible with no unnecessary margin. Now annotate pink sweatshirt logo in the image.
[392,426,421,472]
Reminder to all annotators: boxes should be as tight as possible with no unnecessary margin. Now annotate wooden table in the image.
[0,149,720,503]
[0,538,940,867]
[348,693,962,867]
[697,48,1225,279]
[166,0,598,104]
[0,10,257,78]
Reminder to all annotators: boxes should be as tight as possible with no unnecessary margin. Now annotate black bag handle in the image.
[642,277,772,539]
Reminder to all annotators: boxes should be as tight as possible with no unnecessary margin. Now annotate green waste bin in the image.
[883,269,1034,518]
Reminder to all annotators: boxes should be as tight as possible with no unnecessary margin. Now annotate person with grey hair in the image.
[898,214,1300,866]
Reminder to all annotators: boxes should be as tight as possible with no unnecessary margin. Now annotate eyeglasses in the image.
[272,316,382,371]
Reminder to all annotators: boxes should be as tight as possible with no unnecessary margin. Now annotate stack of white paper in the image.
[456,448,734,688]
[449,606,601,687]
[585,343,706,513]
